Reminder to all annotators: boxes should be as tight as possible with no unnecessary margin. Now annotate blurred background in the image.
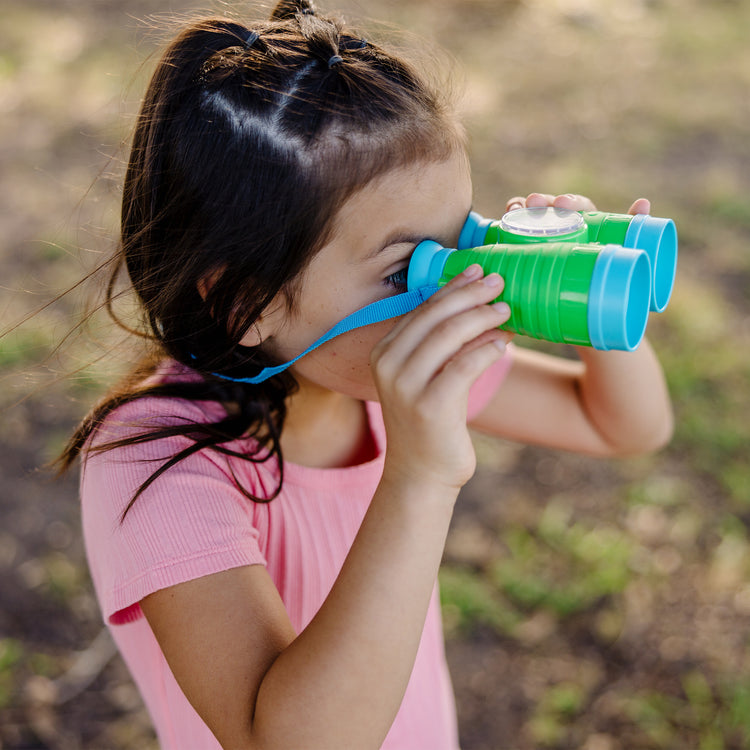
[1,0,749,748]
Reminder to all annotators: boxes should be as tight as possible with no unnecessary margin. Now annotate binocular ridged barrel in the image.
[458,208,677,313]
[408,240,653,351]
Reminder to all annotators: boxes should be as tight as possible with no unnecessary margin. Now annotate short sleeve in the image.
[466,343,514,422]
[80,397,267,626]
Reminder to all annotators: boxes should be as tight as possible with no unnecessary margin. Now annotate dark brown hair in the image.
[58,0,464,513]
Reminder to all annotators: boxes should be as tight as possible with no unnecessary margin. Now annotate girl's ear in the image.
[198,272,282,348]
[238,295,287,347]
[238,320,265,348]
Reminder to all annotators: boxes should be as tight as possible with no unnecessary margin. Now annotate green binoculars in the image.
[407,207,678,351]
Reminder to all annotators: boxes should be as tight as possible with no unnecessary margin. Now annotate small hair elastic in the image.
[340,37,367,52]
[243,30,260,49]
[327,54,344,69]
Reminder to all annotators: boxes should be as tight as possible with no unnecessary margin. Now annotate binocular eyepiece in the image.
[408,207,677,352]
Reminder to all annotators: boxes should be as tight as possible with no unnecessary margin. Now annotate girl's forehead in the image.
[335,152,472,217]
[320,153,473,259]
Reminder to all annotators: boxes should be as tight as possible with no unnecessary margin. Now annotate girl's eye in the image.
[384,267,408,291]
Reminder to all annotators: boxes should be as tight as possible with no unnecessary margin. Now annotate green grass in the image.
[440,565,522,637]
[0,640,24,710]
[528,681,589,747]
[491,511,634,618]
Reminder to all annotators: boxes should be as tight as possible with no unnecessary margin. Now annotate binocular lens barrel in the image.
[458,208,677,314]
[408,240,652,351]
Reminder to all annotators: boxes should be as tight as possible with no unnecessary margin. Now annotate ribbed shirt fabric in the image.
[80,352,512,750]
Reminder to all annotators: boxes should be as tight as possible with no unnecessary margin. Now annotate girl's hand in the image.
[505,193,651,216]
[371,266,512,492]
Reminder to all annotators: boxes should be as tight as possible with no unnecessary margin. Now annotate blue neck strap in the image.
[212,285,438,384]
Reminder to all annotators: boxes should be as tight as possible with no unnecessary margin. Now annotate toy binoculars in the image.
[407,207,678,351]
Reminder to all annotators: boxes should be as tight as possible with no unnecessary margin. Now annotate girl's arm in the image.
[470,340,673,456]
[469,193,674,457]
[141,267,510,750]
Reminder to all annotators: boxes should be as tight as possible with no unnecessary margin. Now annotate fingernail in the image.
[463,264,482,280]
[493,340,506,353]
[483,273,502,287]
[492,301,510,316]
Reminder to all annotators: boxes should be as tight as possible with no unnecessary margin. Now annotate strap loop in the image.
[211,286,438,384]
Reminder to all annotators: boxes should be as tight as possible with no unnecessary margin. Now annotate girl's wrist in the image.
[379,461,462,509]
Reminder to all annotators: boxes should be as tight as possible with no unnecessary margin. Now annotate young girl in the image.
[60,1,673,748]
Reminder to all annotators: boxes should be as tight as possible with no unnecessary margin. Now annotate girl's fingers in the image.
[378,270,505,359]
[525,192,557,207]
[380,265,497,344]
[387,302,510,390]
[373,272,510,394]
[448,327,515,360]
[628,197,651,215]
[551,193,597,212]
[505,196,527,212]
[421,335,509,407]
[524,193,598,212]
[507,191,652,220]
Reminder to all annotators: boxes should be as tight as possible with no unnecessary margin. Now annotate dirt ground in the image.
[2,0,750,748]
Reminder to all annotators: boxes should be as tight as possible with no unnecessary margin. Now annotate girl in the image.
[60,1,673,748]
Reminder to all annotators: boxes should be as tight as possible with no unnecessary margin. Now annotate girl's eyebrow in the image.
[364,232,428,261]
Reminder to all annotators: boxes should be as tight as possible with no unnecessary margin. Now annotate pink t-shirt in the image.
[80,353,512,750]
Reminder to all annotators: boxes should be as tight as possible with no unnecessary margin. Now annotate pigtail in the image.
[123,20,256,239]
[270,0,317,21]
[269,0,348,72]
[64,18,297,508]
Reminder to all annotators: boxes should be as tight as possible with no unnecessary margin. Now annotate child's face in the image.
[250,150,473,401]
